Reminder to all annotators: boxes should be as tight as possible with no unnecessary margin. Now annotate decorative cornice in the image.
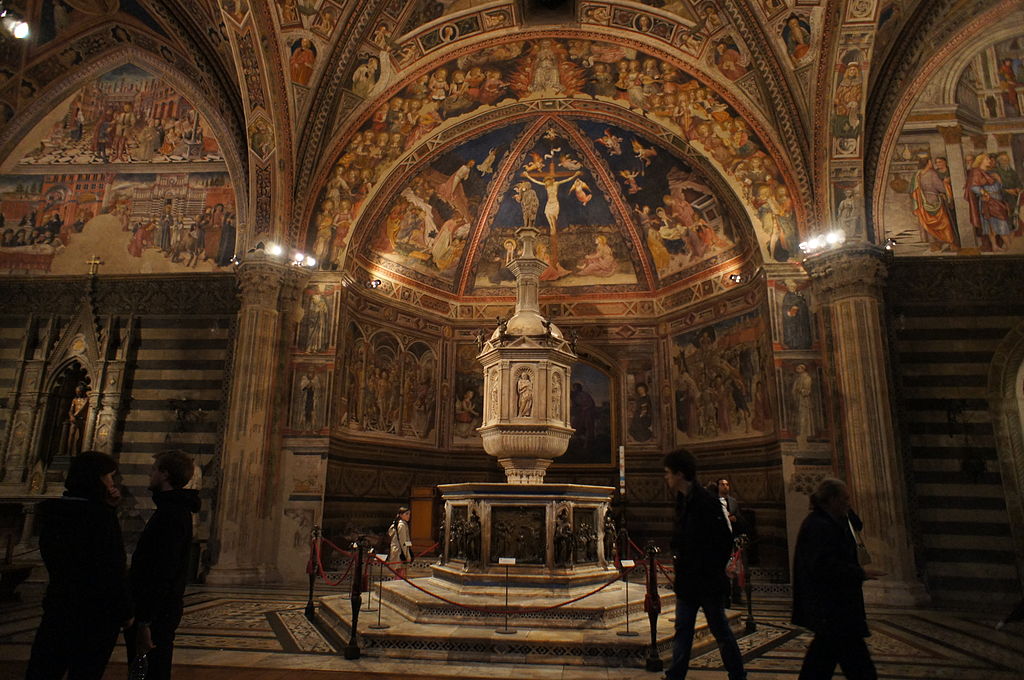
[0,276,239,316]
[803,244,891,304]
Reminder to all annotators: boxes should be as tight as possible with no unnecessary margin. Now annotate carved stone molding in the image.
[803,245,891,305]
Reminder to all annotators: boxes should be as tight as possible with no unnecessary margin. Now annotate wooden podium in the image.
[409,486,437,555]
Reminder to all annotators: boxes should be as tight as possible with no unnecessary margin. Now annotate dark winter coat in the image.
[130,488,200,623]
[791,508,868,637]
[37,496,130,620]
[670,484,735,604]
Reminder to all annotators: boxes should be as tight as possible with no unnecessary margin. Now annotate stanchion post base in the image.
[304,601,315,621]
[744,618,757,634]
[495,628,517,635]
[645,656,664,672]
[343,644,360,660]
[616,631,641,637]
[368,624,391,630]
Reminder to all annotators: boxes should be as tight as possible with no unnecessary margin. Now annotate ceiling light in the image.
[267,243,283,257]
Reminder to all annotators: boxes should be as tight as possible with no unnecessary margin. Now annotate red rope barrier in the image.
[316,539,355,587]
[373,556,635,614]
[627,537,675,585]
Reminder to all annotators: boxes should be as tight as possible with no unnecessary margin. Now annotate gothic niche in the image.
[37,362,91,468]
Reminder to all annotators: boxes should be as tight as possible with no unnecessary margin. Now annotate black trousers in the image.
[125,610,183,680]
[798,631,877,680]
[26,609,120,680]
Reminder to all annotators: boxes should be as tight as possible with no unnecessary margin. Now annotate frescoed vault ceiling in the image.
[0,0,1016,288]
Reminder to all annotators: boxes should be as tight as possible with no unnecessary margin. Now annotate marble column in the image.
[804,244,928,605]
[207,253,289,585]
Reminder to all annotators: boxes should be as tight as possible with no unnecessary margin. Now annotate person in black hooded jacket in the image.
[27,450,130,680]
[125,450,200,680]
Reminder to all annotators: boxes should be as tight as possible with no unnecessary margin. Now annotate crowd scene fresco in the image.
[671,311,773,444]
[883,37,1024,255]
[313,36,798,272]
[0,65,236,275]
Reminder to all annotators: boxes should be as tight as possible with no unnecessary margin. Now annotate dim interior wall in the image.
[0,275,237,565]
[888,257,1024,607]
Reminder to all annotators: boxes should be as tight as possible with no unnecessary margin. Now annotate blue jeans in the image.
[665,596,746,680]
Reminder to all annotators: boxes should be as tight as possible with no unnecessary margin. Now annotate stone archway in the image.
[986,319,1024,591]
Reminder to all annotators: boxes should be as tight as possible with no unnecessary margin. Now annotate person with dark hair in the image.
[662,448,746,680]
[125,450,199,680]
[387,506,413,578]
[27,450,130,680]
[792,478,883,679]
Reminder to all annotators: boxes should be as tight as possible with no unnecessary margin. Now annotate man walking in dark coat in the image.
[662,448,746,680]
[27,451,130,680]
[792,478,881,679]
[126,450,200,680]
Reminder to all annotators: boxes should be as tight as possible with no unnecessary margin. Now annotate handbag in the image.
[848,518,872,565]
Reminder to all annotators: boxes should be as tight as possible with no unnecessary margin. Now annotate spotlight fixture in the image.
[305,255,317,267]
[293,251,304,263]
[0,6,29,39]
[366,279,382,289]
[883,238,897,251]
[728,273,744,284]
[799,229,846,255]
[267,242,283,257]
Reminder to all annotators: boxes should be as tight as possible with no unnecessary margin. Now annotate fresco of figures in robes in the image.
[671,311,773,444]
[337,323,438,442]
[882,36,1024,255]
[452,342,485,446]
[0,64,237,275]
[559,362,613,466]
[311,36,799,267]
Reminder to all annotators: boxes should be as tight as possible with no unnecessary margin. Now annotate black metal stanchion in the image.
[495,557,516,634]
[344,537,369,660]
[369,553,390,630]
[643,542,663,673]
[741,541,756,633]
[617,558,639,637]
[362,550,378,613]
[304,525,320,621]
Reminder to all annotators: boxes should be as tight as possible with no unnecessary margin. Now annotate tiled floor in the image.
[1,584,1022,679]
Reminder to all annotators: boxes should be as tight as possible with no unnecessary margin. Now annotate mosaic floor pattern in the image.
[1,586,1022,679]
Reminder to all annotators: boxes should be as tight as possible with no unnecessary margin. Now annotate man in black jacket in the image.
[663,448,746,680]
[792,477,881,679]
[27,451,130,680]
[126,450,200,680]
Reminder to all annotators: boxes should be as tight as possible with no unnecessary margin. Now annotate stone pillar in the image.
[206,254,288,585]
[803,244,928,605]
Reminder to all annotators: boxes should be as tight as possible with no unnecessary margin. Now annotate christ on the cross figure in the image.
[521,167,580,281]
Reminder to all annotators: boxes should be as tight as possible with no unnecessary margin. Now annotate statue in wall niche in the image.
[516,369,533,417]
[781,280,812,350]
[438,515,446,564]
[62,383,89,457]
[554,507,574,567]
[792,363,814,445]
[603,513,617,562]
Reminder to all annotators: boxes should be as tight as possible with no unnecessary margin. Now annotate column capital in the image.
[279,266,312,311]
[802,244,891,304]
[235,256,287,309]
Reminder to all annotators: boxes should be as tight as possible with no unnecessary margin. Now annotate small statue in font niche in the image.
[516,370,534,417]
[438,515,447,564]
[495,316,508,344]
[63,383,89,457]
[575,520,598,563]
[603,513,617,563]
[554,507,574,568]
[475,328,486,352]
[464,510,482,563]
